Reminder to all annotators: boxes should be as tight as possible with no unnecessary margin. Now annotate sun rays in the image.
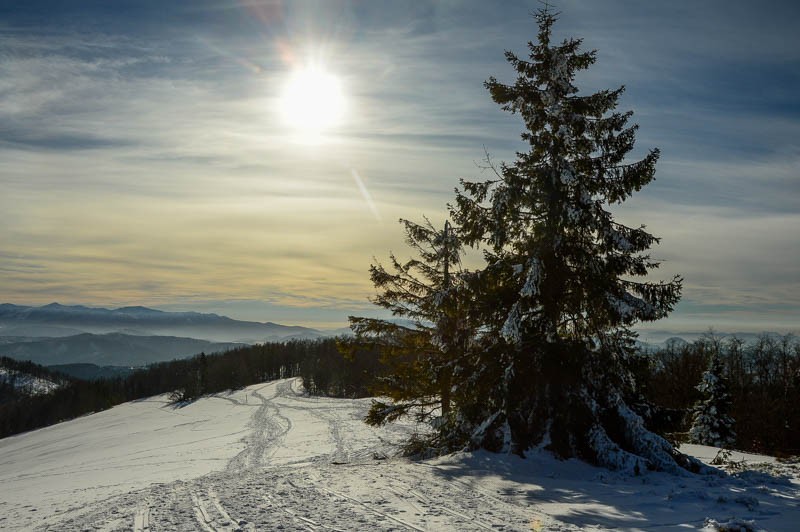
[279,65,346,140]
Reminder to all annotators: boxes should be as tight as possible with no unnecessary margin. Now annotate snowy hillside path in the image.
[2,378,799,530]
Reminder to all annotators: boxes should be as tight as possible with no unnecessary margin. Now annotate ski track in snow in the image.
[133,502,151,532]
[24,379,553,531]
[4,378,799,531]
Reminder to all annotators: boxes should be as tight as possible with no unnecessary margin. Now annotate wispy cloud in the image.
[0,1,798,329]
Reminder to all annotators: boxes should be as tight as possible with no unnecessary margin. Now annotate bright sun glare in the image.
[280,66,345,137]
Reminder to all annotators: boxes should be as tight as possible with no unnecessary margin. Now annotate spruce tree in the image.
[451,9,696,472]
[346,218,473,451]
[689,354,736,448]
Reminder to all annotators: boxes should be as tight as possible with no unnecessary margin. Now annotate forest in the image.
[1,333,798,458]
[637,333,800,456]
[0,339,379,439]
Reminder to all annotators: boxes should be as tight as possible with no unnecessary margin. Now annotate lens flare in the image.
[350,169,381,222]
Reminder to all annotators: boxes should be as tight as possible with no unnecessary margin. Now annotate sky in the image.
[1,0,798,332]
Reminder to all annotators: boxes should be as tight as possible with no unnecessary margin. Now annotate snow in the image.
[0,368,60,395]
[567,205,583,223]
[519,258,541,298]
[607,291,658,321]
[1,378,798,531]
[501,301,523,344]
[602,225,634,251]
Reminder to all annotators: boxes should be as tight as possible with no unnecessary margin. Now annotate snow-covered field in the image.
[1,378,798,531]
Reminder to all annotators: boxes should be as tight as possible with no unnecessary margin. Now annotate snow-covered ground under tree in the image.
[1,378,798,531]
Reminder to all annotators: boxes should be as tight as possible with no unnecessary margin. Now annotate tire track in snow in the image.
[386,470,497,527]
[225,382,292,474]
[36,379,415,531]
[302,403,350,463]
[27,378,577,531]
[271,381,461,529]
[278,379,361,464]
[263,491,319,531]
[191,487,249,531]
[133,503,151,531]
[191,490,217,532]
[263,473,409,532]
[404,463,561,530]
[314,484,425,531]
[208,488,240,529]
[306,464,490,531]
[380,482,494,530]
[401,485,496,530]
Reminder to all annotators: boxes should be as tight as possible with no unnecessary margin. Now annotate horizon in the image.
[2,1,798,332]
[2,301,796,341]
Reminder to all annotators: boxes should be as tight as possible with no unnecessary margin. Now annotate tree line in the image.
[636,333,800,456]
[4,332,798,458]
[0,339,380,439]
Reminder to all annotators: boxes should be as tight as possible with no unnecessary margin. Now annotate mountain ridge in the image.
[0,332,245,366]
[0,303,326,343]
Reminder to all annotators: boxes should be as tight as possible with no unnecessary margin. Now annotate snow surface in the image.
[0,368,60,396]
[1,378,798,531]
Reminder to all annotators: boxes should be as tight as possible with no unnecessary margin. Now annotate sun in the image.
[279,65,345,137]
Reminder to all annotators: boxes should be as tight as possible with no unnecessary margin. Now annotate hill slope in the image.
[1,378,798,531]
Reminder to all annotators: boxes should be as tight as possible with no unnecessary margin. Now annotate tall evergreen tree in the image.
[689,354,736,448]
[451,9,696,472]
[346,217,473,451]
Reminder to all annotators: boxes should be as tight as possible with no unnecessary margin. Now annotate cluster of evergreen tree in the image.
[0,356,73,403]
[636,334,800,456]
[346,9,702,473]
[299,339,384,397]
[0,339,380,439]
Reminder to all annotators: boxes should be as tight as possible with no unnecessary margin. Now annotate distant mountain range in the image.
[635,329,792,346]
[0,303,330,343]
[0,333,244,366]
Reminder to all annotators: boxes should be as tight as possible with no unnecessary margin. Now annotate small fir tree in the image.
[689,354,736,448]
[450,9,696,472]
[345,218,473,452]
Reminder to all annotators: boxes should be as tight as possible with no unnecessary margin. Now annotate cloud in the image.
[0,1,798,330]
